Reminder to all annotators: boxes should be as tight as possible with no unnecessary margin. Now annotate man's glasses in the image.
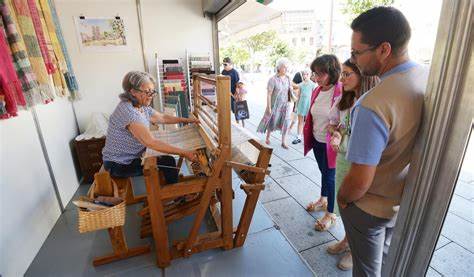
[134,88,157,97]
[350,45,379,59]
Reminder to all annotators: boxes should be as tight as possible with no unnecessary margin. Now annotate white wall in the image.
[141,0,214,78]
[54,0,214,131]
[0,111,62,277]
[35,98,81,204]
[55,0,146,131]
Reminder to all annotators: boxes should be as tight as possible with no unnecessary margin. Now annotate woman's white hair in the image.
[275,57,290,72]
[122,71,155,92]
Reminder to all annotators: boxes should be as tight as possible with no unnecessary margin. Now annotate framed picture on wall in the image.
[74,16,129,52]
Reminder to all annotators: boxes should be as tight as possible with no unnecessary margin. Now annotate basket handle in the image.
[88,172,120,199]
[111,179,119,198]
[87,182,96,199]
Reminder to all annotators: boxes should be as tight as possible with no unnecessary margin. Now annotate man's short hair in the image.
[351,6,411,55]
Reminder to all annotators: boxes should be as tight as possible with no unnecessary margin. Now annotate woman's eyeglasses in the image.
[312,71,324,78]
[341,71,355,79]
[134,88,157,97]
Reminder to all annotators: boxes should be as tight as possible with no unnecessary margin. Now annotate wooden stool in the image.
[112,177,146,205]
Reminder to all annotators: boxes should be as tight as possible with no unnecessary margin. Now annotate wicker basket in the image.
[77,178,126,233]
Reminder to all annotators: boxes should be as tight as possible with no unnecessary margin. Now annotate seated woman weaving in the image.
[102,71,198,184]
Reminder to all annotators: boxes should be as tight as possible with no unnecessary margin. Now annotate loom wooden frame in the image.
[141,74,272,268]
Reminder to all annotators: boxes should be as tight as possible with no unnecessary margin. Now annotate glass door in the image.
[383,1,474,275]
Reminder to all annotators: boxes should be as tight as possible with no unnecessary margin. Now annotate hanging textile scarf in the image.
[11,0,55,102]
[26,0,53,74]
[31,0,68,96]
[0,20,26,118]
[37,0,70,98]
[36,0,68,97]
[0,0,41,105]
[46,0,79,99]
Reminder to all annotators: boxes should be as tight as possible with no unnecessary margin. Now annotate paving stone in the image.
[300,241,352,277]
[263,197,334,251]
[273,173,343,236]
[426,267,442,277]
[243,122,266,140]
[276,174,321,209]
[328,217,347,241]
[459,170,474,184]
[269,129,283,142]
[232,178,274,235]
[268,156,299,179]
[454,180,474,200]
[290,140,305,154]
[270,152,285,165]
[247,116,263,128]
[441,213,474,253]
[288,158,323,186]
[430,242,474,277]
[259,177,290,203]
[435,235,451,250]
[448,195,474,223]
[266,140,305,162]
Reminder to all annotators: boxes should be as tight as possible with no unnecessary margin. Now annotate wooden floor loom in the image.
[140,74,273,268]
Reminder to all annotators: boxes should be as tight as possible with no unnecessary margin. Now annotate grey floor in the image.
[26,173,314,277]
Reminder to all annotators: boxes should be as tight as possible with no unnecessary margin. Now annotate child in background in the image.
[292,68,316,144]
[235,81,247,101]
[235,81,248,127]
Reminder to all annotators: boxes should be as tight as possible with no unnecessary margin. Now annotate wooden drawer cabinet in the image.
[75,137,106,183]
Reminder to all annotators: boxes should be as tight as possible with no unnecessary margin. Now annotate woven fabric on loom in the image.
[0,0,41,105]
[11,0,55,101]
[144,124,256,158]
[145,125,206,157]
[47,0,79,98]
[0,19,26,118]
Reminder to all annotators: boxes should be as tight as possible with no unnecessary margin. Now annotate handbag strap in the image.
[345,111,351,136]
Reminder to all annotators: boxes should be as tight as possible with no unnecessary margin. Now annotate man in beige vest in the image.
[337,6,428,276]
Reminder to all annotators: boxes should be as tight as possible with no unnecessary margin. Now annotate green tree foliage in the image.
[219,43,251,67]
[220,30,296,70]
[341,0,394,21]
[240,30,277,54]
[268,40,293,67]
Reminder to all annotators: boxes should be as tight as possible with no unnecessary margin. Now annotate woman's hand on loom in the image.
[182,150,198,162]
[184,117,200,125]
